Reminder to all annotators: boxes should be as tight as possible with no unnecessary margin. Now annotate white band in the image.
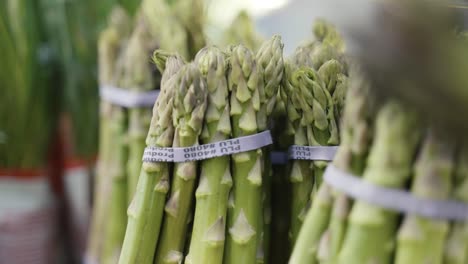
[99,84,159,108]
[324,165,468,221]
[288,145,338,161]
[143,130,273,163]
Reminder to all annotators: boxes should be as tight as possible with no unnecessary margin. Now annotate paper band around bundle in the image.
[288,145,338,161]
[270,146,338,164]
[143,130,273,163]
[324,165,468,221]
[99,84,159,108]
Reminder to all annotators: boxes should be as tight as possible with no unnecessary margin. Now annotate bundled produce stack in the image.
[223,10,264,52]
[290,69,468,264]
[289,3,468,264]
[87,0,207,262]
[0,0,58,263]
[91,4,468,262]
[116,34,286,264]
[112,19,350,263]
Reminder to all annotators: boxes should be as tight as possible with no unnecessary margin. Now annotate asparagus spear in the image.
[255,35,284,263]
[395,130,456,264]
[224,45,265,264]
[185,47,231,264]
[337,101,422,264]
[444,142,468,264]
[155,63,208,264]
[119,54,184,264]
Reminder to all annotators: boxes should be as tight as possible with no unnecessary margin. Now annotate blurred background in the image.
[1,0,468,263]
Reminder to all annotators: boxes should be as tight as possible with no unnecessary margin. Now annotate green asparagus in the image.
[185,46,231,264]
[395,131,456,264]
[337,101,421,264]
[154,63,208,264]
[224,45,265,264]
[118,54,184,264]
[255,35,284,263]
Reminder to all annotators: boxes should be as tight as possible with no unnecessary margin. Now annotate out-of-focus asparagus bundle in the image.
[140,0,205,60]
[285,20,348,249]
[223,10,264,52]
[87,7,132,264]
[291,72,468,264]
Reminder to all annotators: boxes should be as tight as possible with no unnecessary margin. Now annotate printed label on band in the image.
[99,84,159,108]
[288,145,338,161]
[324,165,468,221]
[143,130,273,163]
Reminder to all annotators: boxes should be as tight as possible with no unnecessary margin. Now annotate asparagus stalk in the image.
[155,63,208,264]
[395,130,456,264]
[224,45,265,264]
[255,35,284,263]
[337,101,422,264]
[185,47,231,264]
[444,142,468,264]
[118,54,184,264]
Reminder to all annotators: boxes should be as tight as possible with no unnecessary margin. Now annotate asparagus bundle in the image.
[87,7,132,263]
[286,62,344,246]
[185,47,231,264]
[99,13,160,264]
[291,70,468,264]
[290,71,374,264]
[140,0,205,60]
[283,62,317,244]
[114,16,158,205]
[223,10,264,52]
[154,63,208,264]
[118,54,184,264]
